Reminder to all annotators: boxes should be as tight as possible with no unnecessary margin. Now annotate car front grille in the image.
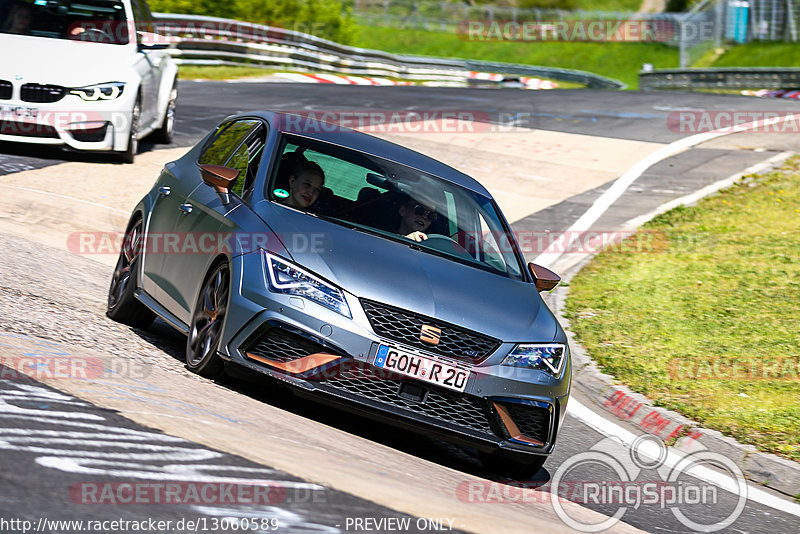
[323,365,496,435]
[360,299,500,365]
[21,83,66,103]
[503,402,551,444]
[0,80,11,100]
[245,327,329,364]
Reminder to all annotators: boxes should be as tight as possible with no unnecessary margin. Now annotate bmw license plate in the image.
[0,105,38,119]
[373,343,469,392]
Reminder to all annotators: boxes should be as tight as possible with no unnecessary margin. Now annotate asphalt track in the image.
[1,82,799,533]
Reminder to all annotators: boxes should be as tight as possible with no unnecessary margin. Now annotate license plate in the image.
[0,105,38,119]
[373,343,469,392]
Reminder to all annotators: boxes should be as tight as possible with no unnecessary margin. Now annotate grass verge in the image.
[565,158,800,461]
[352,27,679,89]
[177,65,285,80]
[713,41,800,67]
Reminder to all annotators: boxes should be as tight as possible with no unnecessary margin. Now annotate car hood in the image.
[1,35,136,86]
[262,206,558,343]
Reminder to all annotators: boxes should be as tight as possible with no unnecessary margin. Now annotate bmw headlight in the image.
[265,253,351,318]
[501,343,567,375]
[69,82,125,101]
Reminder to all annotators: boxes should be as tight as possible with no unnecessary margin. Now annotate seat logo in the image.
[420,324,441,345]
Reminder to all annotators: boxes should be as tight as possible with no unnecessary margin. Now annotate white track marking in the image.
[533,114,800,268]
[568,398,800,517]
[549,118,800,516]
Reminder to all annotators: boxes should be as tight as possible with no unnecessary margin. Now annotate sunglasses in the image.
[412,204,438,222]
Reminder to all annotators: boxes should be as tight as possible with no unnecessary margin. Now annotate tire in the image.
[106,217,156,329]
[117,98,140,164]
[185,261,229,379]
[479,451,547,480]
[150,82,176,144]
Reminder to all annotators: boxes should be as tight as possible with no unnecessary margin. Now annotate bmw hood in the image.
[263,207,558,343]
[1,35,136,87]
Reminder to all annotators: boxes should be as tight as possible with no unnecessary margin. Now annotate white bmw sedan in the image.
[0,0,177,162]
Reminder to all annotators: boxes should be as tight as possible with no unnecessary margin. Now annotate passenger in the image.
[2,2,33,35]
[282,160,324,209]
[397,197,438,242]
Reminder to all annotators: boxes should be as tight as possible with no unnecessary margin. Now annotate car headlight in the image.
[69,82,125,101]
[501,343,566,375]
[265,253,351,318]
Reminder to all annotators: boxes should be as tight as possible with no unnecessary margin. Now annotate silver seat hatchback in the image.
[108,111,571,478]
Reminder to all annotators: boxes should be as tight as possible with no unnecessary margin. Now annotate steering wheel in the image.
[76,27,115,43]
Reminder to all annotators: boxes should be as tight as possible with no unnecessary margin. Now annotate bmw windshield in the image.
[269,134,526,281]
[0,0,129,44]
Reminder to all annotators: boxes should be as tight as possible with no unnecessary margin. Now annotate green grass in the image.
[713,41,800,67]
[574,0,644,10]
[353,27,679,89]
[565,158,800,461]
[177,65,285,80]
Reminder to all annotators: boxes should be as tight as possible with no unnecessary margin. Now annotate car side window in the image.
[199,120,259,165]
[226,126,266,198]
[199,119,266,199]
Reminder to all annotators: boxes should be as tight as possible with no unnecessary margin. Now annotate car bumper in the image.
[0,97,133,152]
[218,252,572,458]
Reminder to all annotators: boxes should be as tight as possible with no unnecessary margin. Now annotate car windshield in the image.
[0,0,129,44]
[270,133,526,281]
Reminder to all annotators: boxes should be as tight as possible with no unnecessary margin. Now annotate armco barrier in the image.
[152,13,625,89]
[640,67,800,90]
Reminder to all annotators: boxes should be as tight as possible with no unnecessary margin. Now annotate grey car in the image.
[107,111,571,477]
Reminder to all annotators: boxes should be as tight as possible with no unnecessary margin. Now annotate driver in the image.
[397,196,438,242]
[2,2,33,34]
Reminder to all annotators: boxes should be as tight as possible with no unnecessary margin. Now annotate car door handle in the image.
[158,186,171,197]
[179,203,193,215]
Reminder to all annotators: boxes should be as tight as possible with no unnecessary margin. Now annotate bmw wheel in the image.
[107,217,155,328]
[186,262,229,378]
[151,82,177,144]
[118,98,140,164]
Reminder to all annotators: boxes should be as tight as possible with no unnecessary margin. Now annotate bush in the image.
[148,0,356,44]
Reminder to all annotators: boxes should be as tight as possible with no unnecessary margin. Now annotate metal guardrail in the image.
[152,13,625,89]
[640,68,800,90]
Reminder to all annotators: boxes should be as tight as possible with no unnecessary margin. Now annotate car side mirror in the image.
[199,164,239,205]
[528,262,561,292]
[137,42,170,51]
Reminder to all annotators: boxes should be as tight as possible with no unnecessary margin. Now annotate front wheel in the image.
[106,218,155,328]
[117,99,140,164]
[185,262,229,378]
[150,82,177,144]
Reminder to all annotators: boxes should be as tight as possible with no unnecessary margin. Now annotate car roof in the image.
[238,110,493,197]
